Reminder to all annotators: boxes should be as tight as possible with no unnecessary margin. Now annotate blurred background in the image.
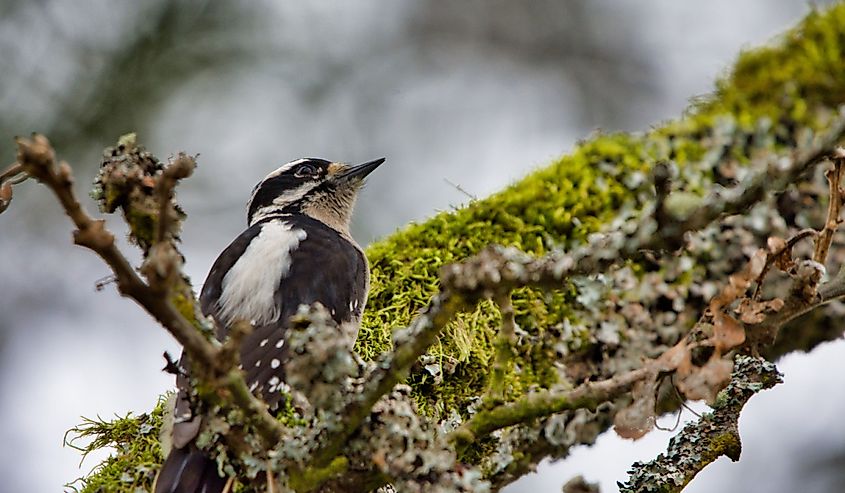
[1,1,843,492]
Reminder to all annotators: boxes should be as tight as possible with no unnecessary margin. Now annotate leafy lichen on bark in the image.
[619,356,783,493]
[66,3,845,492]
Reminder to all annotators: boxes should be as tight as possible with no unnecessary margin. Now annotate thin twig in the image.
[813,148,845,264]
[619,356,782,493]
[0,162,27,214]
[444,178,478,201]
[753,228,817,299]
[154,154,195,245]
[0,162,24,182]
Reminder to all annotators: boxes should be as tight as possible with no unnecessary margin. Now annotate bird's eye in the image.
[294,164,318,178]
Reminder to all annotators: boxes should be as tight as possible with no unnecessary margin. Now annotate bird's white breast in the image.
[217,219,306,326]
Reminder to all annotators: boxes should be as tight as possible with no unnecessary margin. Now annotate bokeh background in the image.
[1,1,844,492]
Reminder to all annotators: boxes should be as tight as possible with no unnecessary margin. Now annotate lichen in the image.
[70,3,845,491]
[619,356,782,493]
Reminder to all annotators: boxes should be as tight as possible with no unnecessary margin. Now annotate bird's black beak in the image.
[335,158,385,183]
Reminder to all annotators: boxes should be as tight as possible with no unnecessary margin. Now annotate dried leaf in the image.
[656,340,692,374]
[713,313,746,353]
[710,248,767,311]
[768,236,796,272]
[676,356,733,403]
[746,248,767,282]
[613,380,657,440]
[766,236,786,252]
[736,298,785,324]
[767,298,785,312]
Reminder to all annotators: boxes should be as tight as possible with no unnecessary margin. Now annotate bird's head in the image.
[246,157,385,232]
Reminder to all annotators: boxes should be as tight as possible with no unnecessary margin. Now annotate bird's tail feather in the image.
[154,445,228,493]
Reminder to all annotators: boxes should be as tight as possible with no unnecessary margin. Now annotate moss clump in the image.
[359,134,650,417]
[707,6,845,129]
[65,397,167,492]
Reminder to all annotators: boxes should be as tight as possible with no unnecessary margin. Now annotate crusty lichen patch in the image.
[619,356,782,493]
[69,3,845,491]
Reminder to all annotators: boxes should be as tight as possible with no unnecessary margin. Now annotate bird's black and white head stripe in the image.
[246,157,384,231]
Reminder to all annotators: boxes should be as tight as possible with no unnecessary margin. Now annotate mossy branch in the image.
[449,366,654,450]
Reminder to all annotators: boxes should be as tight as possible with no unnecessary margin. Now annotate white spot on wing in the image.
[260,338,268,347]
[271,358,280,369]
[275,339,284,348]
[268,376,280,391]
[218,220,307,326]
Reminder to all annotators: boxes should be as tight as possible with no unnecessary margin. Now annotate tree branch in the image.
[487,294,517,403]
[449,366,654,449]
[813,147,845,264]
[307,290,468,468]
[619,356,782,493]
[656,111,845,249]
[14,135,284,470]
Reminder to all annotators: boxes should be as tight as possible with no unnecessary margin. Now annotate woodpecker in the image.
[154,157,384,493]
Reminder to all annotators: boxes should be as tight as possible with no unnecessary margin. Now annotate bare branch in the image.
[0,162,27,214]
[753,228,817,299]
[16,135,217,366]
[813,147,845,264]
[154,153,196,245]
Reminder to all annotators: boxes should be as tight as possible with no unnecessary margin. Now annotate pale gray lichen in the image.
[351,386,491,493]
[619,356,782,493]
[284,304,360,412]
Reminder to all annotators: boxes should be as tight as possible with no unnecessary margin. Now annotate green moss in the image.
[358,134,650,417]
[125,208,158,251]
[288,457,349,492]
[73,3,845,490]
[357,2,845,420]
[65,397,167,492]
[705,431,741,463]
